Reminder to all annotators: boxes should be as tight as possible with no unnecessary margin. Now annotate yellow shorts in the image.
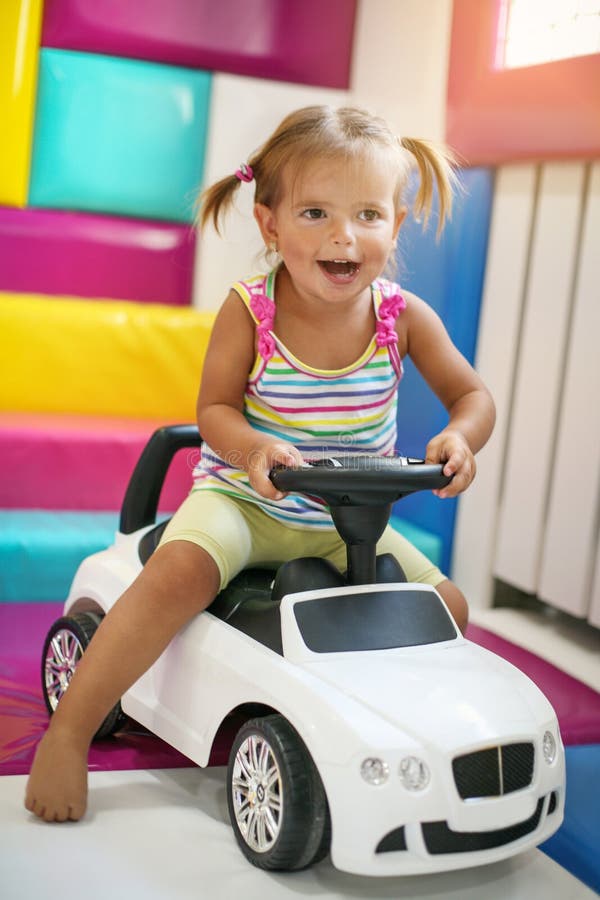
[159,489,446,592]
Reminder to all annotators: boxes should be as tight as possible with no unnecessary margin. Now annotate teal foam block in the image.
[390,514,442,569]
[29,49,211,222]
[0,511,119,602]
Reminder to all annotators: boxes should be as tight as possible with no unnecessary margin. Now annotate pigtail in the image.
[399,137,459,237]
[196,173,245,234]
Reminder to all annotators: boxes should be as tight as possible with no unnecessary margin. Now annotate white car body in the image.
[64,523,565,877]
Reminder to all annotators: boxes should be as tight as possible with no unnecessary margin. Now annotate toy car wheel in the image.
[41,613,124,740]
[227,714,331,871]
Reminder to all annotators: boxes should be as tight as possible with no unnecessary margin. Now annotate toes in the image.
[67,803,85,822]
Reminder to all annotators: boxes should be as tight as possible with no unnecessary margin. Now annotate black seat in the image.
[271,557,345,603]
[138,520,170,564]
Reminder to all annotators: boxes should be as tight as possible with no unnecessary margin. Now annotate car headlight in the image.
[360,757,389,785]
[543,730,557,764]
[399,755,430,791]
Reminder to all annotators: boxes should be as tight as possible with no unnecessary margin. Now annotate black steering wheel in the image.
[270,455,451,507]
[270,456,452,585]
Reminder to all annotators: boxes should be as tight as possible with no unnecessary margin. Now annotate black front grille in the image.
[453,742,534,799]
[422,798,544,854]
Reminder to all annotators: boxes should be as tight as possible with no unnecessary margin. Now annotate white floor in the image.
[1,767,595,900]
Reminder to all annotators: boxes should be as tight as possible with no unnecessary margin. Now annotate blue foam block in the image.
[541,743,600,894]
[29,49,211,222]
[393,167,494,574]
[0,510,119,602]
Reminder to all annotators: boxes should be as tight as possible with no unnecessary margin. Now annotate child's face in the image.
[254,152,405,307]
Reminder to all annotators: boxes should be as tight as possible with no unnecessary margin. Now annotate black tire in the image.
[41,612,124,740]
[227,714,331,871]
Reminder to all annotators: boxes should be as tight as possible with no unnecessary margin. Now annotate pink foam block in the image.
[0,413,196,511]
[42,0,357,89]
[0,207,195,304]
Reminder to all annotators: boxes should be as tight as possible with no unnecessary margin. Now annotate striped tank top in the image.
[192,270,406,529]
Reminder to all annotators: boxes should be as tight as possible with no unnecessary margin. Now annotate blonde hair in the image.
[198,105,458,238]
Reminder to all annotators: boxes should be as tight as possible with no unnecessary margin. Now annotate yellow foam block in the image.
[0,293,215,419]
[0,0,43,206]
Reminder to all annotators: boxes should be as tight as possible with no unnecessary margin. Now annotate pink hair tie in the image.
[235,163,254,183]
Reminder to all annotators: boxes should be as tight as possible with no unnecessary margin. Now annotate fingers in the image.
[426,431,476,498]
[247,441,303,499]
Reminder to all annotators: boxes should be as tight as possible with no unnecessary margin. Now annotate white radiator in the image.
[452,162,600,627]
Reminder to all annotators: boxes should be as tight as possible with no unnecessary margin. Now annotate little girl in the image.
[25,105,495,822]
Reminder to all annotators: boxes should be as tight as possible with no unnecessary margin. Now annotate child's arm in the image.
[400,292,496,499]
[196,292,302,500]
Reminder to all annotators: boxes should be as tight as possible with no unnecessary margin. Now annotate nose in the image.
[330,217,354,245]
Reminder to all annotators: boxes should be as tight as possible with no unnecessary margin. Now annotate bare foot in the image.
[25,729,89,822]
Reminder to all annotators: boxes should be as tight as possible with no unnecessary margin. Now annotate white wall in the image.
[192,0,454,309]
[350,0,452,142]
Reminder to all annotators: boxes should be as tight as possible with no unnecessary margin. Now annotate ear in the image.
[392,206,407,243]
[254,203,278,247]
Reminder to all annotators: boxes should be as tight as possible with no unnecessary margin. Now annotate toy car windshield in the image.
[293,587,458,653]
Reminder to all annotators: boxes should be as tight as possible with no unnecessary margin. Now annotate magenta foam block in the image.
[41,0,357,89]
[0,207,195,303]
[0,413,196,511]
[467,623,600,746]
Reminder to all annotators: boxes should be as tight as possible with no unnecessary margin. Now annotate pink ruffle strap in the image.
[249,292,276,360]
[375,287,406,347]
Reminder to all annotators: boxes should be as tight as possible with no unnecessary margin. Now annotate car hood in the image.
[299,640,554,750]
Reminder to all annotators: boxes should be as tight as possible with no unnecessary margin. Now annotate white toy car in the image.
[42,425,565,876]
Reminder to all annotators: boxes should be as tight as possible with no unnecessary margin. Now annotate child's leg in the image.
[434,580,468,634]
[25,539,219,822]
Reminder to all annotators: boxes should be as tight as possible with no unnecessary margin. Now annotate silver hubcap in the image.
[44,629,84,710]
[231,733,283,852]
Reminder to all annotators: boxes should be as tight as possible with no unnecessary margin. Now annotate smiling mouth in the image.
[318,259,360,278]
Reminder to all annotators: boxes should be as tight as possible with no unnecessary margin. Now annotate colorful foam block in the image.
[0,413,196,511]
[41,0,357,89]
[29,49,211,223]
[0,293,214,420]
[0,0,43,207]
[0,208,195,303]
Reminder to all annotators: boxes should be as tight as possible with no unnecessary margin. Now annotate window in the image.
[501,0,600,69]
[446,0,600,163]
